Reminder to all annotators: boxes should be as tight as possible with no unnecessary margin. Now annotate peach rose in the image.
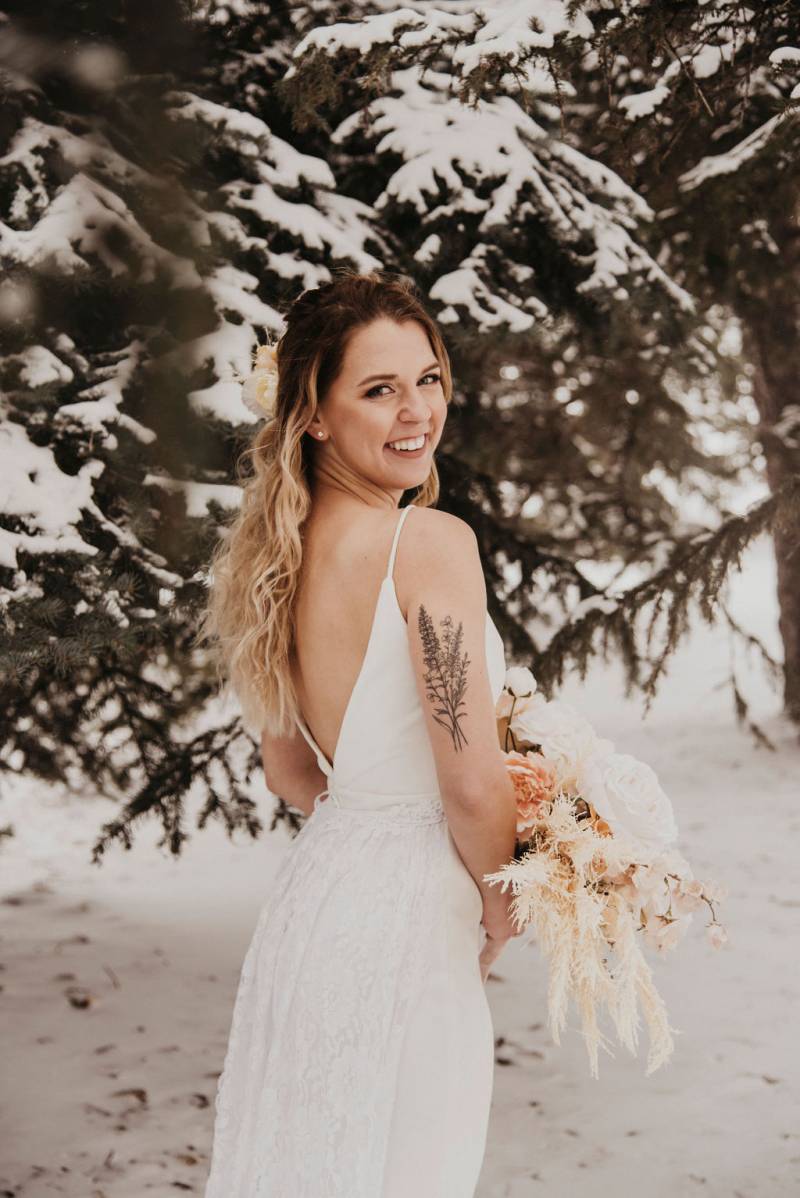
[504,750,558,833]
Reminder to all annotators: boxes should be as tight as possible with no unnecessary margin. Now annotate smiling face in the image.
[307,317,447,495]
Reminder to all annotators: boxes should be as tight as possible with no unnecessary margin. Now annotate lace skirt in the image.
[203,790,495,1198]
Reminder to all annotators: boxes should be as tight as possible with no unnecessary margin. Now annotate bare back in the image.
[291,504,412,768]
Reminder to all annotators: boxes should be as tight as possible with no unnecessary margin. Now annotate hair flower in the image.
[240,341,279,420]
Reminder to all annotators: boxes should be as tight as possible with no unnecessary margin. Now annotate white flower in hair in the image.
[240,342,279,419]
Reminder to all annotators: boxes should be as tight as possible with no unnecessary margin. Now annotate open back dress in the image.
[204,502,508,1197]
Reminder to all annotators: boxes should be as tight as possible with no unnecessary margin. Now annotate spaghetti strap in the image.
[385,504,414,582]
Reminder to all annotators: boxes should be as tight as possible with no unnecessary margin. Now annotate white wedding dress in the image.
[204,503,507,1197]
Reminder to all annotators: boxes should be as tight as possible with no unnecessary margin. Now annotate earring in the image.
[317,431,324,438]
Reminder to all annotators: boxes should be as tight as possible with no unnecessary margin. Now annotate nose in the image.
[400,387,433,422]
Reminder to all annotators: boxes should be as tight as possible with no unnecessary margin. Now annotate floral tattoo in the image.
[417,604,471,751]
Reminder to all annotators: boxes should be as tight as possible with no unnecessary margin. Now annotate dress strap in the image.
[313,786,339,811]
[385,504,415,582]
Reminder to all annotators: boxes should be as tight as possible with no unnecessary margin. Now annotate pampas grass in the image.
[485,794,683,1078]
[485,669,726,1078]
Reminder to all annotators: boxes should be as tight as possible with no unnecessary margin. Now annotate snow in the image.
[1,536,797,1195]
[0,421,103,571]
[679,110,792,190]
[290,0,593,77]
[0,159,201,284]
[288,6,475,70]
[329,63,695,329]
[59,341,157,446]
[142,476,242,519]
[454,0,594,70]
[690,40,736,80]
[618,85,671,120]
[769,47,800,66]
[430,258,544,330]
[5,345,74,389]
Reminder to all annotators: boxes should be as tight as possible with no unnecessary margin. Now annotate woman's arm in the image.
[399,508,519,940]
[260,726,327,818]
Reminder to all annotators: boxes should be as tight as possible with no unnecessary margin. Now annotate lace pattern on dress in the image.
[204,805,450,1197]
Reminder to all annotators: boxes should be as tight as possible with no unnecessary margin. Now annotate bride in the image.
[199,270,521,1196]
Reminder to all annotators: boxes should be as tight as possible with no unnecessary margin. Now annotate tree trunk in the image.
[740,297,800,722]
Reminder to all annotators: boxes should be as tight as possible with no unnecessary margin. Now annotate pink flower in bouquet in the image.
[643,913,693,953]
[707,923,729,949]
[671,878,706,916]
[505,750,558,833]
[631,862,669,900]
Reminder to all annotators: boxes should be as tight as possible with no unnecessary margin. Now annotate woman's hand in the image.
[481,889,523,942]
[478,891,524,982]
[478,934,507,983]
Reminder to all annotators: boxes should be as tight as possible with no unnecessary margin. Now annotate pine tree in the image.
[572,0,800,719]
[2,2,796,860]
[0,1,384,855]
[279,0,798,718]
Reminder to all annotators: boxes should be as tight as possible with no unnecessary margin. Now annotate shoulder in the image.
[398,506,484,604]
[405,505,479,559]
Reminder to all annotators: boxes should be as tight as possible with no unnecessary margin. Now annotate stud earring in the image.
[317,431,324,438]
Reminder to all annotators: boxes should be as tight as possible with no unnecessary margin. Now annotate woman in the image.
[199,270,521,1196]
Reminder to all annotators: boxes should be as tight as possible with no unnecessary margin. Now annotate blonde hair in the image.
[195,269,454,737]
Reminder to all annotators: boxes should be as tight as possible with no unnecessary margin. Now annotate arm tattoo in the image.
[418,604,471,751]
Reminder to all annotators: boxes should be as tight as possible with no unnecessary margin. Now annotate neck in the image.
[309,446,403,510]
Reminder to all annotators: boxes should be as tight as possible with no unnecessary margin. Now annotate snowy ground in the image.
[1,536,798,1197]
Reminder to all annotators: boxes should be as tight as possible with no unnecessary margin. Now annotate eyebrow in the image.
[357,361,440,386]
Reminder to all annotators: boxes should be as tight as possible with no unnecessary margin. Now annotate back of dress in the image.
[204,502,507,1198]
[295,502,507,804]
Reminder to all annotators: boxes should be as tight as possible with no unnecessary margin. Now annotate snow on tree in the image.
[280,0,796,720]
[0,2,384,855]
[559,0,800,720]
[1,1,796,859]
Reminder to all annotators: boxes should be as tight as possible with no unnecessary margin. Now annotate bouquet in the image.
[483,666,728,1079]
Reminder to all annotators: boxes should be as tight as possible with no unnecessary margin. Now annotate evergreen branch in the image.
[534,475,800,714]
[719,599,784,687]
[90,718,266,862]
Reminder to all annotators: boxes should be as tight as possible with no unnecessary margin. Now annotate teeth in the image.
[388,435,425,451]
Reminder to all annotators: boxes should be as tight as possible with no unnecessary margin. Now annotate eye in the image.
[365,372,441,399]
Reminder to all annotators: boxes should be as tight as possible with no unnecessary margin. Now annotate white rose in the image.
[578,751,678,853]
[240,343,279,419]
[511,694,605,790]
[504,666,537,697]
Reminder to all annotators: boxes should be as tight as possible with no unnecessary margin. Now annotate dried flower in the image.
[707,923,729,949]
[485,679,729,1078]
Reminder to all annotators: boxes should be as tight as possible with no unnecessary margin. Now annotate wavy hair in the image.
[195,269,454,737]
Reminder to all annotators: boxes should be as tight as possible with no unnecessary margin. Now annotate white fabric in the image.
[204,503,507,1197]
